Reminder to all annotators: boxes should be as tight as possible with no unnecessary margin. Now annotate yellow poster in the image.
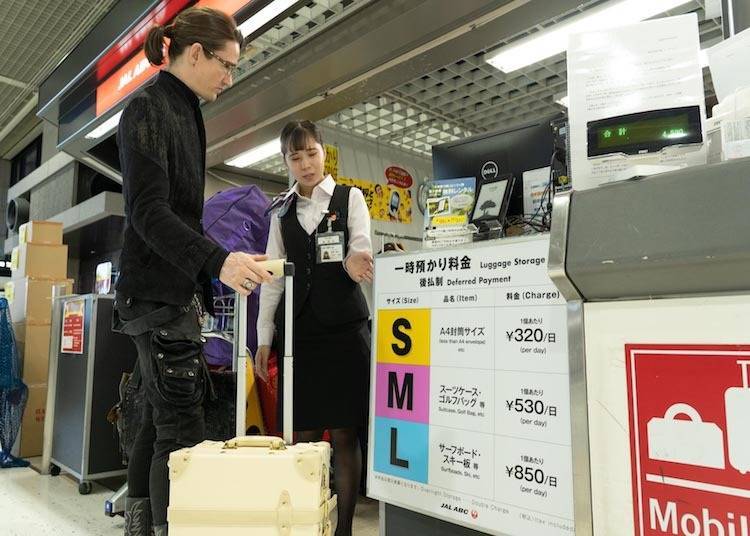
[324,144,339,180]
[336,176,412,224]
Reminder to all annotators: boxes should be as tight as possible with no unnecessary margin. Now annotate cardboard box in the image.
[5,278,73,324]
[18,221,63,245]
[11,243,68,280]
[19,383,47,458]
[13,322,53,385]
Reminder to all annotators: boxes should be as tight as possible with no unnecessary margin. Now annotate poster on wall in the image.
[336,176,412,224]
[567,14,707,191]
[368,236,574,535]
[385,166,414,189]
[61,299,86,354]
[324,144,339,180]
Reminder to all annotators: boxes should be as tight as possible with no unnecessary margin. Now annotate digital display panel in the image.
[587,106,702,157]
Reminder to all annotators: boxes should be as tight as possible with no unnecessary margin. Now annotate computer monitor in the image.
[432,114,561,220]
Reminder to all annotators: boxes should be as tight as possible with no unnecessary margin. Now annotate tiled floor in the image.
[0,461,379,535]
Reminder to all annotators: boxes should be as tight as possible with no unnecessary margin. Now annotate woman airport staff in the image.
[256,120,373,536]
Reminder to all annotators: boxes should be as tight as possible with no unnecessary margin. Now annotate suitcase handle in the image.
[664,403,702,422]
[256,259,286,279]
[224,436,286,450]
[738,360,750,389]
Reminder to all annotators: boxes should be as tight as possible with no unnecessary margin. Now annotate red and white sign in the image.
[61,299,86,354]
[385,166,413,189]
[95,0,250,116]
[626,344,750,536]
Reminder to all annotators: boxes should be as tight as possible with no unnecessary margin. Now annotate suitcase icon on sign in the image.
[647,403,726,469]
[725,360,750,474]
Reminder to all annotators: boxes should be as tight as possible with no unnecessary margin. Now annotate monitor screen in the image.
[473,179,509,220]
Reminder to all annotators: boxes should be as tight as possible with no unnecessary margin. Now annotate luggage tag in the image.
[316,211,345,264]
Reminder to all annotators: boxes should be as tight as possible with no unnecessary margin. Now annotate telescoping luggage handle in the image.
[281,262,295,444]
[233,261,295,444]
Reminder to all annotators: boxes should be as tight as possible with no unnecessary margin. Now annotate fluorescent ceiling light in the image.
[85,111,123,140]
[486,0,693,73]
[238,0,297,38]
[225,139,280,168]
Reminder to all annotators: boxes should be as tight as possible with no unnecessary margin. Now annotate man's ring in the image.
[242,278,257,291]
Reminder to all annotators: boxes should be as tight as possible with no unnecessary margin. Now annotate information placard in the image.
[368,236,574,535]
[61,299,85,355]
[567,14,706,190]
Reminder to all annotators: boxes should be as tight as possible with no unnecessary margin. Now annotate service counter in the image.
[370,157,750,536]
[549,157,750,536]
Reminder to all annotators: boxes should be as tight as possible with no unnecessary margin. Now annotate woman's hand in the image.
[256,345,271,382]
[345,250,374,283]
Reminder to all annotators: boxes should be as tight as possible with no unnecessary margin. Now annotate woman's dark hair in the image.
[280,120,324,157]
[144,7,243,66]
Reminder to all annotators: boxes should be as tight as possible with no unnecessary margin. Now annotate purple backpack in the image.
[202,185,271,366]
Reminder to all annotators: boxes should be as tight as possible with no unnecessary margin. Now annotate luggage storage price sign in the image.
[626,345,750,536]
[368,236,574,535]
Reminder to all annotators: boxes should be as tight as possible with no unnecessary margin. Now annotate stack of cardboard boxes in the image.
[6,221,73,457]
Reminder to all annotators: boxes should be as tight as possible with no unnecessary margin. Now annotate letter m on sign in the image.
[388,372,414,410]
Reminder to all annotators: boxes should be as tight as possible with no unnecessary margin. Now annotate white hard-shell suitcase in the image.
[725,360,750,474]
[167,436,336,535]
[167,262,338,534]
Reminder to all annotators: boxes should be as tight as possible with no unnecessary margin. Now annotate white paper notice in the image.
[567,14,707,191]
[707,27,750,102]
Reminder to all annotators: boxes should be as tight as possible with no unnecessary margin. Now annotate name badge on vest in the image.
[316,211,345,264]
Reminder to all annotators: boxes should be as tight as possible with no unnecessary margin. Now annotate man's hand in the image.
[219,252,273,295]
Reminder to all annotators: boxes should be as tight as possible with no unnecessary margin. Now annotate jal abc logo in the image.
[441,503,468,515]
[481,161,499,181]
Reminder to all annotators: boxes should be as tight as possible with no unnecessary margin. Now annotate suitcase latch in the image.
[277,490,292,536]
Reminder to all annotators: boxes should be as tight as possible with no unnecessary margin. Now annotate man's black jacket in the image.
[116,71,228,311]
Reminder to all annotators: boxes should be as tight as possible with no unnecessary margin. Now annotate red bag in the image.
[256,350,279,436]
[255,350,330,442]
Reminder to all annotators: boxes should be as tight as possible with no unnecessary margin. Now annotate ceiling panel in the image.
[0,0,116,136]
[244,0,722,174]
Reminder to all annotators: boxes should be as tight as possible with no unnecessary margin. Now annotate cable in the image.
[513,148,559,234]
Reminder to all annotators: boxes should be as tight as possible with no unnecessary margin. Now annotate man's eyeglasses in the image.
[204,48,238,77]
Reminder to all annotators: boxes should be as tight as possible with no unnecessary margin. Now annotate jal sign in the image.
[626,345,750,536]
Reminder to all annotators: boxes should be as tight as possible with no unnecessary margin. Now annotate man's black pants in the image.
[114,293,208,527]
